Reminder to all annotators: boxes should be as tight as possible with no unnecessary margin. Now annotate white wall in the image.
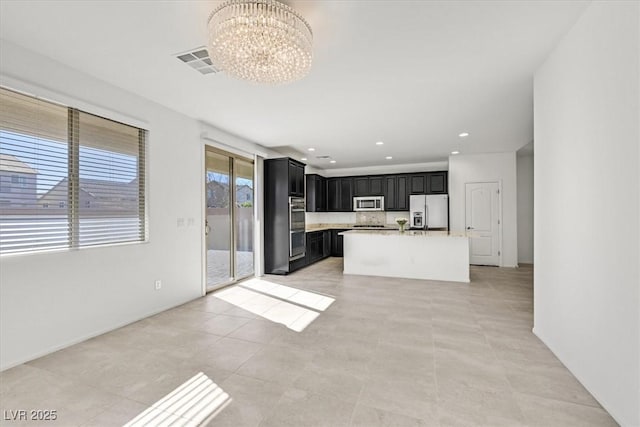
[0,41,262,370]
[533,2,639,426]
[449,152,518,267]
[517,152,534,264]
[306,212,356,225]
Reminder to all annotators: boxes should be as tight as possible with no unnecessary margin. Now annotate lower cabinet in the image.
[289,256,307,273]
[289,228,348,272]
[290,230,333,272]
[322,230,331,257]
[331,229,348,257]
[306,231,325,264]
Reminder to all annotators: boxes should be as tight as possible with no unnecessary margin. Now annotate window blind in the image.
[76,111,146,247]
[0,87,146,255]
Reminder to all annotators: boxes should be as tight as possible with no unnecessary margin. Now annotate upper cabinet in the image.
[409,173,427,194]
[409,172,448,195]
[306,174,327,212]
[288,160,305,197]
[385,174,409,211]
[427,172,447,194]
[305,171,446,213]
[327,177,353,212]
[354,176,384,197]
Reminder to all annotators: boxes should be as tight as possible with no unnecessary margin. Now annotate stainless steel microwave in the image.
[353,196,384,211]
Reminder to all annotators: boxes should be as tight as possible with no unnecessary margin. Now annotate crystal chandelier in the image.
[207,0,313,85]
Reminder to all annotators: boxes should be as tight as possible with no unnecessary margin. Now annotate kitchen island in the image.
[341,230,470,283]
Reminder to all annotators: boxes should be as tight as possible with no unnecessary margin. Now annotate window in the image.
[0,87,147,255]
[10,175,28,186]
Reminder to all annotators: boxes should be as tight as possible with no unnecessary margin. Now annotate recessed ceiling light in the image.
[376,141,384,145]
[301,158,307,161]
[451,151,460,155]
[329,160,336,164]
[308,147,315,151]
[459,132,469,138]
[385,156,393,160]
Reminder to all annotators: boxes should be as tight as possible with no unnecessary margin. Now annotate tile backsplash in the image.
[356,212,385,225]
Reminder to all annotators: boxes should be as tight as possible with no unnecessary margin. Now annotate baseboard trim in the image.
[0,295,199,372]
[532,327,632,427]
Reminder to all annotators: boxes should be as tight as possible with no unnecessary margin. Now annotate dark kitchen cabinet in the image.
[354,177,369,197]
[354,176,384,196]
[328,178,353,212]
[331,229,347,257]
[427,172,448,194]
[369,176,383,195]
[409,173,428,194]
[384,174,409,211]
[306,231,325,264]
[340,178,353,210]
[397,175,409,209]
[291,230,332,271]
[288,160,305,197]
[322,230,332,257]
[327,178,340,211]
[408,172,448,195]
[289,256,307,273]
[264,157,306,274]
[315,170,446,215]
[306,174,327,212]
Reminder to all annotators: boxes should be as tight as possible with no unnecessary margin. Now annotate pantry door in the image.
[465,181,501,266]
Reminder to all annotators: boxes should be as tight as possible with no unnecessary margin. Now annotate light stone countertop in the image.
[340,229,473,238]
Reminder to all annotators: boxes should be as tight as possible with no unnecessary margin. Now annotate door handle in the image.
[466,226,474,230]
[205,219,211,235]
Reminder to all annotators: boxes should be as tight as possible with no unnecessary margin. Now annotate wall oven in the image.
[353,196,384,211]
[289,197,306,260]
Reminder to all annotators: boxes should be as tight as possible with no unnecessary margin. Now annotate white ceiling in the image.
[0,1,588,170]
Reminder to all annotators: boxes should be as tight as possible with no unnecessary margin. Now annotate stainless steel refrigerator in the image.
[409,194,449,230]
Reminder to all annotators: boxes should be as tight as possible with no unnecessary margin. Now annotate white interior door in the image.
[465,182,501,266]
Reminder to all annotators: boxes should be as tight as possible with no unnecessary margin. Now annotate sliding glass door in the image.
[205,147,254,291]
[234,158,254,280]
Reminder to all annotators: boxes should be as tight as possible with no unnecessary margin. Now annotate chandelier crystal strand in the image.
[207,0,313,84]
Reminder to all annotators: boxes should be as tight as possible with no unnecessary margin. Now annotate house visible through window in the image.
[0,87,147,255]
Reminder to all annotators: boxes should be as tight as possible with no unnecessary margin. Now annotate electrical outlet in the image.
[154,280,162,290]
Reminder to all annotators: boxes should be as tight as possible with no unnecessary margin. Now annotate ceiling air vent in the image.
[316,155,331,159]
[175,47,220,75]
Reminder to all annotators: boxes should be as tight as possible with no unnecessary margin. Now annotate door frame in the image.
[464,180,503,267]
[201,144,256,294]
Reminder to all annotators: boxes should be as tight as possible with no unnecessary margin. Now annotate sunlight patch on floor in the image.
[214,278,335,332]
[124,372,231,427]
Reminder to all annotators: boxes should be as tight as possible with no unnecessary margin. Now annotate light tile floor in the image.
[0,258,618,427]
